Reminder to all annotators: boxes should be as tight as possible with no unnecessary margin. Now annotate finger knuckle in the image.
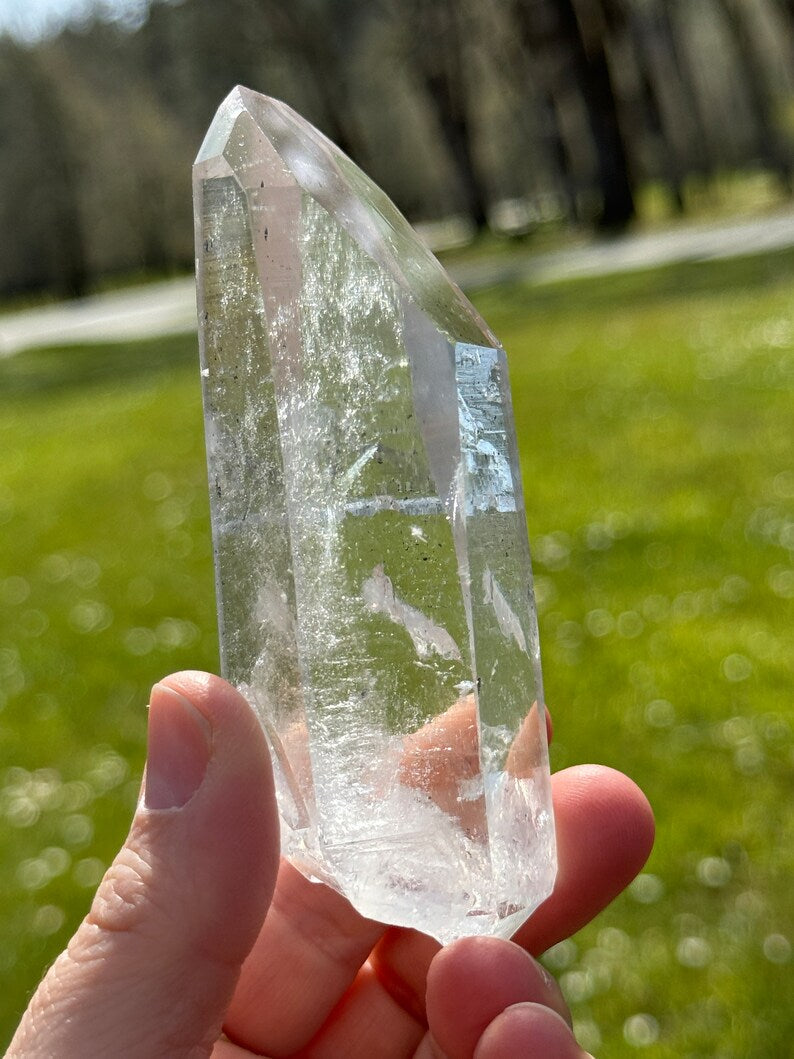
[85,846,157,938]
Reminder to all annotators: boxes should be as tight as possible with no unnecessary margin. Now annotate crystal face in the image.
[193,86,556,944]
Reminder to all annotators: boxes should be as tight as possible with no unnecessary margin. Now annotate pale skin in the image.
[9,672,654,1058]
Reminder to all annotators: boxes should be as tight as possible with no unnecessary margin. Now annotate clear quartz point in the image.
[193,86,556,944]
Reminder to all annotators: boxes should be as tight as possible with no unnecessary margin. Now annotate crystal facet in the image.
[193,86,556,943]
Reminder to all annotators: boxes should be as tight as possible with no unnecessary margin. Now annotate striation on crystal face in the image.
[193,86,556,944]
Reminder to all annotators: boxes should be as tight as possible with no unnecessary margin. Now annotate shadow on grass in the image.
[0,332,198,401]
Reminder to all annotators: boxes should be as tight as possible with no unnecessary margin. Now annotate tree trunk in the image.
[644,2,715,183]
[622,3,699,210]
[509,1,578,221]
[23,50,88,297]
[719,0,792,189]
[537,91,579,221]
[250,0,369,163]
[515,0,635,229]
[401,0,490,230]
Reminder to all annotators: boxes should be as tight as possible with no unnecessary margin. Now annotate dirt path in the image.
[3,209,794,357]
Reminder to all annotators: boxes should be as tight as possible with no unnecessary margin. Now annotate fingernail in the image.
[144,683,212,810]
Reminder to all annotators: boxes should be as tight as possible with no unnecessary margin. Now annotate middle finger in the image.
[223,860,386,1055]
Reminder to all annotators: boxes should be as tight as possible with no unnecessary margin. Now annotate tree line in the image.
[1,0,793,299]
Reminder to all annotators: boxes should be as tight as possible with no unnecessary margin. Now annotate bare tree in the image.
[718,0,792,188]
[514,0,635,229]
[633,1,715,193]
[241,0,374,159]
[602,0,714,212]
[395,0,491,229]
[0,41,88,297]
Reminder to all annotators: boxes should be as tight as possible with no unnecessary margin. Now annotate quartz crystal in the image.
[193,86,556,943]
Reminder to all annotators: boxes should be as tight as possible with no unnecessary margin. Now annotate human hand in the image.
[9,672,654,1058]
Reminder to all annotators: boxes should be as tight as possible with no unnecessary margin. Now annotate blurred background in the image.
[0,0,792,1054]
[2,0,794,297]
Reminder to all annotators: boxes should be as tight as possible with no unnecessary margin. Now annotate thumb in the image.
[9,672,280,1059]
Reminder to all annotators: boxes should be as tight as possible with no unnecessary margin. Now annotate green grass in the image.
[1,250,793,1053]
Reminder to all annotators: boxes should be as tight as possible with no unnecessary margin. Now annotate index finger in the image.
[367,762,654,1017]
[514,764,655,955]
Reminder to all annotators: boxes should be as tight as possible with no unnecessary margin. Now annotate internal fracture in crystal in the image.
[193,86,556,944]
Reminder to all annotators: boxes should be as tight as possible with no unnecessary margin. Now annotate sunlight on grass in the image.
[1,253,792,1053]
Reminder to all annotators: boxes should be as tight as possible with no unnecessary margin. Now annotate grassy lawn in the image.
[1,250,792,1053]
